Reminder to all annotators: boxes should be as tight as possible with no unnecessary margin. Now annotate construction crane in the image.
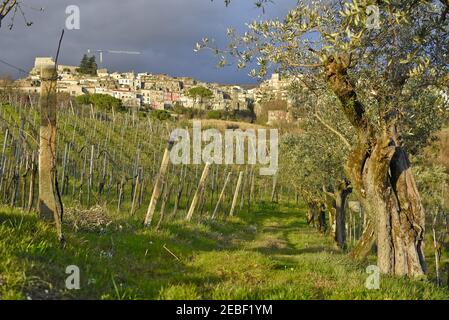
[87,49,141,65]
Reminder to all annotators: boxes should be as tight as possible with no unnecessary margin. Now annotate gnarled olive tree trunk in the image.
[306,200,327,233]
[334,181,352,249]
[323,180,352,249]
[325,55,426,277]
[306,201,317,226]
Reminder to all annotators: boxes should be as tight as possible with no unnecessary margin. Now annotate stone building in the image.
[17,56,256,113]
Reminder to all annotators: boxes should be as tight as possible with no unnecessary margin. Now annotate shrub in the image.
[173,103,188,115]
[233,109,255,122]
[206,110,226,120]
[187,86,213,100]
[75,94,91,106]
[75,94,123,113]
[150,109,171,121]
[173,104,205,119]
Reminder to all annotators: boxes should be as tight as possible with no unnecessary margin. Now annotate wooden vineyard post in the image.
[432,214,441,285]
[130,172,140,215]
[90,103,95,120]
[186,163,211,222]
[144,139,174,226]
[117,176,125,212]
[248,166,255,209]
[156,180,172,231]
[229,171,244,217]
[27,150,37,212]
[87,145,94,207]
[0,129,8,197]
[38,64,64,243]
[271,173,278,203]
[240,166,248,210]
[212,171,231,219]
[171,164,185,219]
[60,143,68,195]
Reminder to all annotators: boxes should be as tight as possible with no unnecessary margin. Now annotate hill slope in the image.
[1,202,448,300]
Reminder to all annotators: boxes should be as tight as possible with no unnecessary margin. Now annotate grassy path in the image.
[1,202,448,300]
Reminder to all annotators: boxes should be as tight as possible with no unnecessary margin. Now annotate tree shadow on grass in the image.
[0,200,326,300]
[0,210,260,299]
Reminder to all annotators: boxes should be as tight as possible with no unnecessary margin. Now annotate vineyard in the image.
[1,0,449,303]
[1,88,448,300]
[0,93,288,228]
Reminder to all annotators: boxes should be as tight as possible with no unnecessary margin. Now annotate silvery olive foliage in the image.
[207,0,449,206]
[279,128,347,204]
[0,0,18,27]
[202,0,449,144]
[277,63,355,204]
[0,1,37,29]
[414,164,449,211]
[279,86,352,203]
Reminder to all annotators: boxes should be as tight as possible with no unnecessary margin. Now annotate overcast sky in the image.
[0,0,296,84]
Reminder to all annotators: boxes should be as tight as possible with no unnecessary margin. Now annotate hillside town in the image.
[6,56,294,123]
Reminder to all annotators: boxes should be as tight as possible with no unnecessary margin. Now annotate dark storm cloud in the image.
[0,0,296,83]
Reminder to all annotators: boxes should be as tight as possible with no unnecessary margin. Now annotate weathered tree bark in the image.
[349,218,375,260]
[306,201,317,226]
[38,64,64,243]
[334,181,352,249]
[323,190,336,236]
[318,204,327,233]
[323,181,351,249]
[325,54,426,277]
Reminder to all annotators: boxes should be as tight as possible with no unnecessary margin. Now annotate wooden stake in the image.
[186,163,211,221]
[212,171,231,219]
[156,180,172,231]
[229,171,244,217]
[144,139,174,226]
[130,173,140,215]
[271,174,278,203]
[38,64,63,242]
[432,213,441,286]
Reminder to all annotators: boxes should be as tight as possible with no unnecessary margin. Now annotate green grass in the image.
[1,201,448,300]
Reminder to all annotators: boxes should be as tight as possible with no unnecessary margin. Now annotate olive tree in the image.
[280,82,354,248]
[0,0,17,27]
[0,0,33,29]
[204,0,449,277]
